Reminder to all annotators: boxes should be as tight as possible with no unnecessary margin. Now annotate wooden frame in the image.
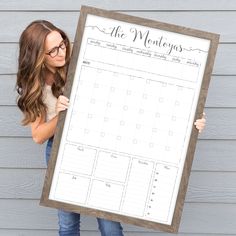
[40,6,219,233]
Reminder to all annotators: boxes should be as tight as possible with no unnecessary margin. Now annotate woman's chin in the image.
[56,61,66,68]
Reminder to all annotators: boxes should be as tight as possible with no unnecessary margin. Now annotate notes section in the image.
[60,144,96,175]
[54,173,90,204]
[121,159,154,217]
[51,143,178,223]
[145,165,178,221]
[88,180,123,211]
[94,151,130,183]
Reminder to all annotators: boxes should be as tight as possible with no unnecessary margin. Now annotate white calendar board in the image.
[41,6,219,233]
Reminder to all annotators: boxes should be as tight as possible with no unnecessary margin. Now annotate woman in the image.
[16,20,124,236]
[16,20,206,236]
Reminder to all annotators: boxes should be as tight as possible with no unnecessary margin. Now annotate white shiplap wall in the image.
[0,1,236,235]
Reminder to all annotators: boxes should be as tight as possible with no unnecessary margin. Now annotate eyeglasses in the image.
[45,40,67,58]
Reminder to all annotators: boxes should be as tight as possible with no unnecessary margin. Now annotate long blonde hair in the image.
[16,20,71,125]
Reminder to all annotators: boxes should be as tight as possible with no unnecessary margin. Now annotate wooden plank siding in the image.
[1,169,236,203]
[0,12,236,43]
[0,1,235,235]
[1,0,236,11]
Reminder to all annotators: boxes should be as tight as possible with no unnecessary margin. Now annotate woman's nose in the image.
[58,47,66,56]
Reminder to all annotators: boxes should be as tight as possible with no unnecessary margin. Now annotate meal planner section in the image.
[49,14,209,225]
[53,143,179,223]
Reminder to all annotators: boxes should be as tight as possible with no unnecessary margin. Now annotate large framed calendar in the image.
[40,6,219,233]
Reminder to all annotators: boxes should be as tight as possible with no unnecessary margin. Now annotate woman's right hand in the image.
[56,95,70,115]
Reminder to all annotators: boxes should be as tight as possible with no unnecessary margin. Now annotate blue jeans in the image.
[46,138,124,236]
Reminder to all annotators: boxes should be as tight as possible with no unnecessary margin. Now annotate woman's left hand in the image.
[194,112,206,133]
[56,95,70,115]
